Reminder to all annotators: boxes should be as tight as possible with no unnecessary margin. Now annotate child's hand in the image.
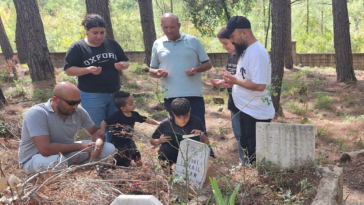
[97,129,105,137]
[159,134,172,144]
[191,129,209,144]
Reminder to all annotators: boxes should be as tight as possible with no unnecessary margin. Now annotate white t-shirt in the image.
[232,41,275,120]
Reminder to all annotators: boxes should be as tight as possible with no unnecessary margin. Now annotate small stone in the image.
[339,153,351,163]
[217,108,223,112]
[213,97,224,105]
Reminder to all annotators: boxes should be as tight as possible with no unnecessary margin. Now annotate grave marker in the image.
[174,139,210,190]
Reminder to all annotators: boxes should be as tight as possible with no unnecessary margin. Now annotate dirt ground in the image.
[0,64,363,204]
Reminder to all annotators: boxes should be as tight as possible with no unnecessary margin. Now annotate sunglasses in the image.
[54,95,82,106]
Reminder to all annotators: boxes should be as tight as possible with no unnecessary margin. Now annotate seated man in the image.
[18,82,116,174]
[150,98,208,165]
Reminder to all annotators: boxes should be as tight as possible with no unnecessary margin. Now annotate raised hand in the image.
[157,69,168,78]
[186,67,196,76]
[87,66,102,75]
[114,62,128,70]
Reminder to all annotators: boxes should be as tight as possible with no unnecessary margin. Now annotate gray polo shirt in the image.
[150,34,210,98]
[18,99,95,166]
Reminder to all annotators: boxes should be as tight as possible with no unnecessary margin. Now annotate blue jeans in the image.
[231,110,247,164]
[80,91,119,142]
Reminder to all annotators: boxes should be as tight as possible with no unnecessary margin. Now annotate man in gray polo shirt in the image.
[149,13,212,131]
[18,82,115,174]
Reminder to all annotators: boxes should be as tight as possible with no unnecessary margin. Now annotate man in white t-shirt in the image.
[221,16,275,164]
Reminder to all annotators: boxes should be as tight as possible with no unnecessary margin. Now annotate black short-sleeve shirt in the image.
[152,115,205,163]
[105,110,147,128]
[104,110,147,148]
[226,53,239,113]
[64,38,129,93]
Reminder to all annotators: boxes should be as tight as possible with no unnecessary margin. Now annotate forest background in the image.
[1,0,364,54]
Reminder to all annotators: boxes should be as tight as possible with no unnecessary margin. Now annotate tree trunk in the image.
[271,0,286,115]
[13,0,55,82]
[332,0,356,82]
[15,17,27,64]
[137,0,157,66]
[284,0,293,69]
[306,0,309,33]
[86,0,114,40]
[264,0,271,48]
[221,0,230,21]
[170,0,173,13]
[0,87,6,108]
[0,16,17,79]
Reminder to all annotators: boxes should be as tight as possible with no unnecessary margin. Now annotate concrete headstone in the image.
[110,195,163,205]
[256,122,315,170]
[174,139,210,190]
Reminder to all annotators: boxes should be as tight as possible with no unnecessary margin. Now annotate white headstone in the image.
[110,195,163,205]
[174,139,210,190]
[256,122,315,170]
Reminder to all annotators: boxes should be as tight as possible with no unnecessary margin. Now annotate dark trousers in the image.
[239,112,271,163]
[164,97,206,133]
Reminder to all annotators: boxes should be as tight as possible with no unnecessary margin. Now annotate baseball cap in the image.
[220,16,251,38]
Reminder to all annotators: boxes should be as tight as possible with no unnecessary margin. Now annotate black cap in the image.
[220,16,251,38]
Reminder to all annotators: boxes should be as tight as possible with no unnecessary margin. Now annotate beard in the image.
[57,104,76,116]
[233,42,247,58]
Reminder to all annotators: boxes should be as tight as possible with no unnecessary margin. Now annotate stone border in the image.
[311,165,343,205]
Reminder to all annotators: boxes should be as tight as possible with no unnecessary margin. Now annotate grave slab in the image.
[174,139,210,190]
[110,195,163,205]
[256,122,315,170]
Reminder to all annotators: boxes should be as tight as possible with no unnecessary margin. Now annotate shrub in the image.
[314,93,334,109]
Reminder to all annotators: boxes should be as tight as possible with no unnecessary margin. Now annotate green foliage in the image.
[286,100,307,115]
[290,71,304,79]
[58,71,77,85]
[316,126,328,137]
[314,93,334,109]
[317,152,328,164]
[281,79,305,97]
[357,137,364,149]
[5,78,31,99]
[2,0,364,54]
[33,89,53,102]
[0,70,13,83]
[209,177,241,205]
[0,120,8,135]
[129,63,149,75]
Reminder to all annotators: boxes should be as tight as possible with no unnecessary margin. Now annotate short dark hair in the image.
[171,98,190,116]
[114,91,131,108]
[81,13,106,30]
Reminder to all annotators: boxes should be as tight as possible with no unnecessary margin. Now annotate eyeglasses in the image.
[54,95,82,106]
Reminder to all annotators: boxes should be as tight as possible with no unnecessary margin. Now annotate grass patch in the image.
[314,93,334,109]
[286,100,307,115]
[281,79,306,97]
[129,63,149,75]
[344,114,364,122]
[316,126,328,137]
[290,71,305,79]
[33,89,53,102]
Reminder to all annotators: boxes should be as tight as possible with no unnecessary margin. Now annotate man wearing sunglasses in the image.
[18,82,116,174]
